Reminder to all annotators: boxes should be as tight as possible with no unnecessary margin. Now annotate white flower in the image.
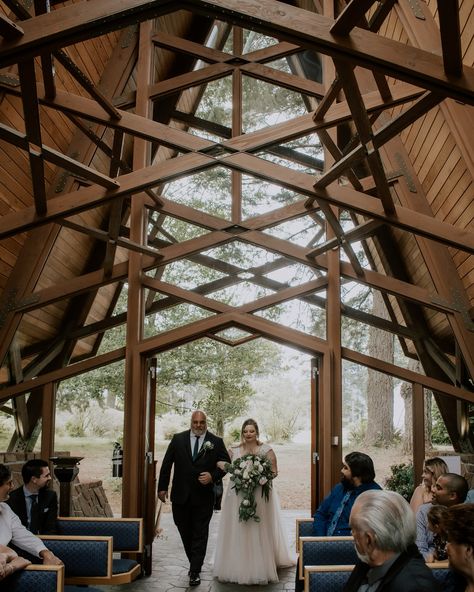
[259,477,268,485]
[202,441,214,451]
[242,499,250,506]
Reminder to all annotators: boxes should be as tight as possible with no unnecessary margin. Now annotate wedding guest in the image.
[410,457,448,513]
[343,490,440,591]
[0,544,31,581]
[313,451,382,536]
[0,463,62,566]
[441,503,474,592]
[7,459,58,534]
[416,473,468,560]
[295,451,382,592]
[157,410,229,587]
[213,419,296,585]
[426,504,448,562]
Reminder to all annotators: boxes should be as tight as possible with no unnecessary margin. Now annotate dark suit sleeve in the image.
[157,435,177,492]
[6,488,28,528]
[211,436,230,483]
[41,490,58,534]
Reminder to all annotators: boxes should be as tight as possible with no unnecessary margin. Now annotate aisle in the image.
[100,509,307,592]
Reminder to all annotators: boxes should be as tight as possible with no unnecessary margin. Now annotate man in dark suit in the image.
[343,490,440,591]
[158,410,230,587]
[6,459,58,535]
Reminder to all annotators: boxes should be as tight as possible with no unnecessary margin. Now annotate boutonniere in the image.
[201,441,214,454]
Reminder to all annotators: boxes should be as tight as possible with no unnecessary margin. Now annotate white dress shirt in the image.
[0,501,46,557]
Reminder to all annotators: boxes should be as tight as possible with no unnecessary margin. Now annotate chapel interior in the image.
[0,0,472,569]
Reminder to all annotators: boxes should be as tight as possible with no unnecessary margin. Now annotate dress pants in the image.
[172,497,214,573]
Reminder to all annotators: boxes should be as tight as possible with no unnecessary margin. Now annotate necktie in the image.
[29,494,40,534]
[326,490,352,535]
[192,436,200,461]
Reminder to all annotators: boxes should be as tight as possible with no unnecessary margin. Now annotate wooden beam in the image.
[0,13,24,39]
[219,152,474,254]
[343,347,473,402]
[184,0,474,105]
[437,0,463,78]
[330,0,378,35]
[0,348,126,402]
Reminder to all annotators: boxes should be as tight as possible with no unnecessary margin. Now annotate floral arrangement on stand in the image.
[226,453,274,522]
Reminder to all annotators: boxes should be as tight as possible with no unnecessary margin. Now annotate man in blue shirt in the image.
[313,451,382,536]
[295,452,381,591]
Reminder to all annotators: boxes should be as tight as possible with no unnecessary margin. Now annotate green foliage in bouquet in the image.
[226,453,274,522]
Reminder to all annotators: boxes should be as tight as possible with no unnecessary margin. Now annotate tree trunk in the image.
[365,291,394,445]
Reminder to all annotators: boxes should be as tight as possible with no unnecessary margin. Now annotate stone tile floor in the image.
[96,508,308,592]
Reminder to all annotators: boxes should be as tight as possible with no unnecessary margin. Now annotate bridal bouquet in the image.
[226,453,274,522]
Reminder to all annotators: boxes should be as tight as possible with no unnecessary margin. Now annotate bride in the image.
[213,419,296,585]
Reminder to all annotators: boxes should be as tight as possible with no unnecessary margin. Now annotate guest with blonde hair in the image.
[410,457,448,513]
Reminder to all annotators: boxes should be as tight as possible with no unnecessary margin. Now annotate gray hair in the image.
[351,490,416,552]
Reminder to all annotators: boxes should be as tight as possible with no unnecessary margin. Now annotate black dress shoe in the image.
[189,572,201,586]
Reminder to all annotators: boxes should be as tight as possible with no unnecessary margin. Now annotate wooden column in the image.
[122,19,153,519]
[412,382,425,488]
[41,381,56,461]
[326,216,343,487]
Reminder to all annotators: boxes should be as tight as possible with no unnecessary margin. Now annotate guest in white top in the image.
[0,463,62,565]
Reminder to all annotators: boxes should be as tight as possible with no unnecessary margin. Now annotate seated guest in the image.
[426,504,448,562]
[313,451,381,536]
[0,544,30,581]
[441,503,474,592]
[6,459,58,534]
[410,457,448,513]
[416,473,468,560]
[295,452,381,592]
[343,490,441,591]
[0,463,62,566]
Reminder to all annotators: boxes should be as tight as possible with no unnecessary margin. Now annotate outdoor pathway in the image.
[98,508,307,592]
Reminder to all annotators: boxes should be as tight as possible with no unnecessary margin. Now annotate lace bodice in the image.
[229,443,272,460]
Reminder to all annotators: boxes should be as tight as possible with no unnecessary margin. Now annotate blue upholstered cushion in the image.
[9,569,59,592]
[57,519,140,551]
[299,521,314,538]
[302,539,358,566]
[308,570,351,592]
[112,558,138,574]
[44,539,109,577]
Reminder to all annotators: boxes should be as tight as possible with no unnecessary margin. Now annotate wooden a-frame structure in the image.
[0,0,473,552]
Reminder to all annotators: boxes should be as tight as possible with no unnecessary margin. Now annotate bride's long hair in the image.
[240,418,261,446]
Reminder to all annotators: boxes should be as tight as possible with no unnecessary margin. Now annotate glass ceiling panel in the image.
[164,166,231,220]
[208,281,274,306]
[242,76,307,133]
[241,175,304,218]
[144,304,214,337]
[203,241,280,269]
[242,30,279,53]
[255,299,326,338]
[262,216,326,248]
[158,260,227,290]
[263,263,322,287]
[194,76,233,129]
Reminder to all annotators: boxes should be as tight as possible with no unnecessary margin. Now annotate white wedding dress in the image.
[213,443,297,584]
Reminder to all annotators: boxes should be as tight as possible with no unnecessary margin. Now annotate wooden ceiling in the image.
[0,0,472,452]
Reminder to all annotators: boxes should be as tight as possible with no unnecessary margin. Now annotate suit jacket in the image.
[6,486,58,535]
[158,429,230,505]
[343,544,441,592]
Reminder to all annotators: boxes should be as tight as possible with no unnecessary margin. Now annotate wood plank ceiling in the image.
[0,0,472,457]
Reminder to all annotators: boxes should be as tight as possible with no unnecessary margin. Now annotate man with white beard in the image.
[343,490,440,592]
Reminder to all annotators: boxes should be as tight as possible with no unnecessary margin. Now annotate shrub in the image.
[385,462,414,501]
